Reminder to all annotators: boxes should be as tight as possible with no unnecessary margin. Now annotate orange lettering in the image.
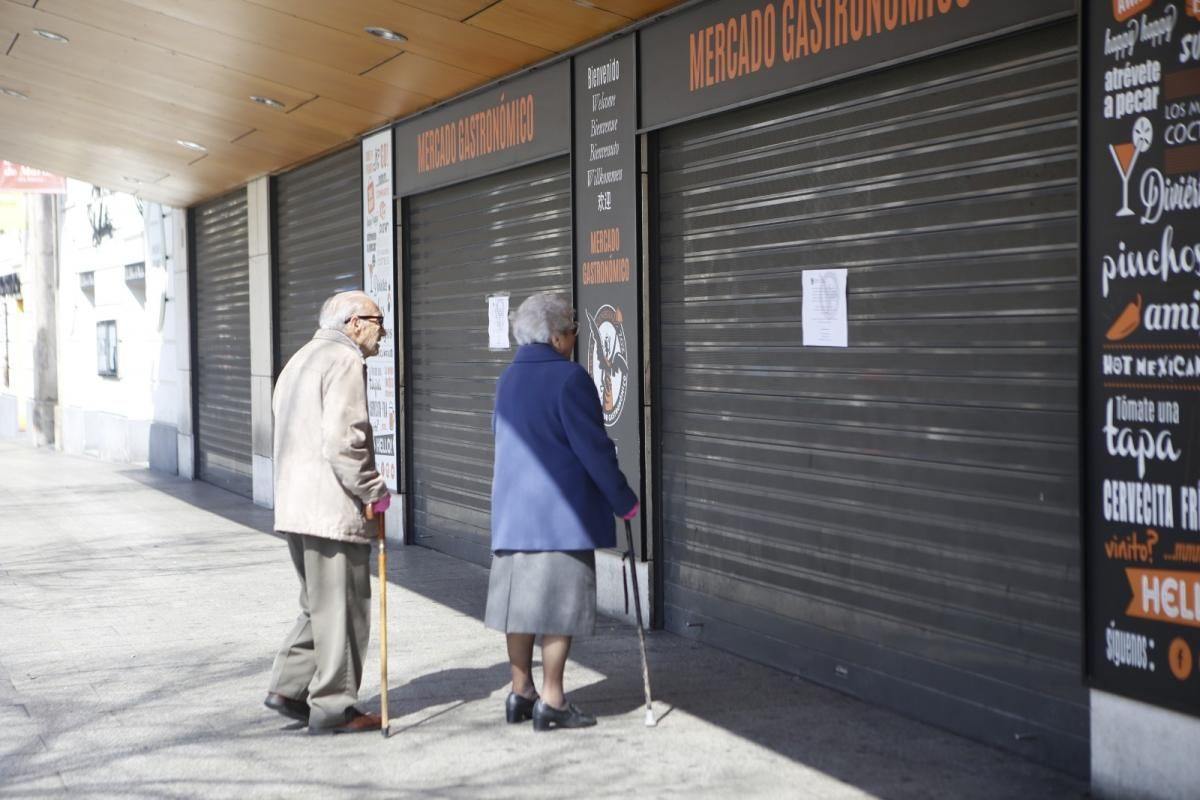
[850,0,865,39]
[884,0,900,30]
[689,30,705,90]
[867,0,883,35]
[763,4,776,67]
[713,22,725,86]
[811,0,823,55]
[750,9,764,71]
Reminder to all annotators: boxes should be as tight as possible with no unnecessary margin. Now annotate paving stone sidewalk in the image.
[0,442,1088,799]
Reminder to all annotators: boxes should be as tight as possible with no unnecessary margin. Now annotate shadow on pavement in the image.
[110,461,1086,799]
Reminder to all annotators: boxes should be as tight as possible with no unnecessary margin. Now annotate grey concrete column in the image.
[1092,689,1200,799]
[172,208,195,479]
[247,178,274,508]
[29,193,57,449]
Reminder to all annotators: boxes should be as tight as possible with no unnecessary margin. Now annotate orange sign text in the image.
[1126,568,1200,627]
[689,0,973,92]
[416,94,535,174]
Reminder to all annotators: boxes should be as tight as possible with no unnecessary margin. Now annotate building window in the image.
[97,320,118,377]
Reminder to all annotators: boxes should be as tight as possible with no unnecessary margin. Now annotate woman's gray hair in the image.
[511,292,575,345]
[318,291,376,330]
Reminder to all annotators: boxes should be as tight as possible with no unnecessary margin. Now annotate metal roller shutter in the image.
[408,157,572,566]
[656,22,1084,771]
[274,147,363,371]
[192,189,252,497]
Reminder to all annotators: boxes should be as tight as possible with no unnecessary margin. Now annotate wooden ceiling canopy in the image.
[0,0,681,208]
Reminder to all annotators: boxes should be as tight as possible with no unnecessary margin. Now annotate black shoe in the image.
[505,691,538,723]
[532,699,596,731]
[264,692,310,723]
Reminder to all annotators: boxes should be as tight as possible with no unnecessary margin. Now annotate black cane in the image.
[624,519,655,726]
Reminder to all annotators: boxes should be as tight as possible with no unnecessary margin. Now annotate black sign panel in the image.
[639,0,1076,129]
[1085,1,1200,716]
[573,36,643,540]
[394,61,570,195]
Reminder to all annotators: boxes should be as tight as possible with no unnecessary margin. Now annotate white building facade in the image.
[0,181,190,476]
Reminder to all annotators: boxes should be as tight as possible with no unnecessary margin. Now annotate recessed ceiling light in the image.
[175,139,207,153]
[0,87,29,100]
[365,26,407,43]
[32,29,70,43]
[249,95,285,110]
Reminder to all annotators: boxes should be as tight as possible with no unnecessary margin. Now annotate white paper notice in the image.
[488,294,510,350]
[802,268,848,348]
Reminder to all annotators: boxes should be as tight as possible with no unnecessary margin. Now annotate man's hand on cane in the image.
[365,494,391,521]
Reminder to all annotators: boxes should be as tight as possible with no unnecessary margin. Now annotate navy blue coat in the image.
[491,343,637,551]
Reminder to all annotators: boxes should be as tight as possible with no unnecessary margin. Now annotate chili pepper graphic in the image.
[1106,294,1142,341]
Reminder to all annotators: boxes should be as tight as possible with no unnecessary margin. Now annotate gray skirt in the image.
[484,550,597,636]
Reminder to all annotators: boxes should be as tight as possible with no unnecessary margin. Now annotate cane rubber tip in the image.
[644,710,656,727]
[382,726,389,738]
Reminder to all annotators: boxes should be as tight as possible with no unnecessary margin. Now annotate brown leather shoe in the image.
[308,708,383,736]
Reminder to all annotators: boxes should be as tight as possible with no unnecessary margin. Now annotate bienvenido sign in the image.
[639,0,1076,129]
[573,35,643,550]
[1085,0,1200,716]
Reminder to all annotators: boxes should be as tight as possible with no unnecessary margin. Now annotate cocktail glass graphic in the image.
[1109,116,1154,217]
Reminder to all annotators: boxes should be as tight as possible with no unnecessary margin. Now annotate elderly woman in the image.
[485,292,639,731]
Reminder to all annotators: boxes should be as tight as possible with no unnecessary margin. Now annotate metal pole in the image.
[624,519,655,726]
[30,193,57,448]
[3,298,9,388]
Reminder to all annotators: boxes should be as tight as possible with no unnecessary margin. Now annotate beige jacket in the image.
[272,329,387,543]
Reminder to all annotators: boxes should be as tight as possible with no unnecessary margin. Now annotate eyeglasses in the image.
[354,315,385,327]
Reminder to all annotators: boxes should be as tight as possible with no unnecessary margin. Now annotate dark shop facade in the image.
[186,1,1200,792]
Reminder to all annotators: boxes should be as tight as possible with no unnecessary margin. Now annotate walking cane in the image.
[377,510,389,738]
[624,519,656,727]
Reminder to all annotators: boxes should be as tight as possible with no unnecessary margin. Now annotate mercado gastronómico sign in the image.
[393,61,570,195]
[639,0,1076,129]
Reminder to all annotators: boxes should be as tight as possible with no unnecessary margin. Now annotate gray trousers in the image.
[268,532,371,729]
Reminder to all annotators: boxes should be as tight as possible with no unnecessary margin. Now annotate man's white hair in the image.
[318,291,376,331]
[511,292,574,345]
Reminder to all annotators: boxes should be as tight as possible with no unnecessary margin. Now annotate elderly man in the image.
[264,290,391,735]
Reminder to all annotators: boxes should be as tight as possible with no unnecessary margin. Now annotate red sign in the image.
[1113,0,1153,23]
[0,161,65,193]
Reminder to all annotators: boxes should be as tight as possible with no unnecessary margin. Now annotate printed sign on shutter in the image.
[1085,1,1200,717]
[363,130,398,492]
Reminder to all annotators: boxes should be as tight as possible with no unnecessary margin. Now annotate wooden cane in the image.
[378,510,389,737]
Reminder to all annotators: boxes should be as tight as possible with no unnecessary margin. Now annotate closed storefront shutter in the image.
[656,22,1085,770]
[274,146,363,371]
[408,157,572,566]
[192,189,251,497]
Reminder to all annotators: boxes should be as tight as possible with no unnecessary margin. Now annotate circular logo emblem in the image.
[1169,637,1193,681]
[1132,115,1154,153]
[585,305,629,427]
